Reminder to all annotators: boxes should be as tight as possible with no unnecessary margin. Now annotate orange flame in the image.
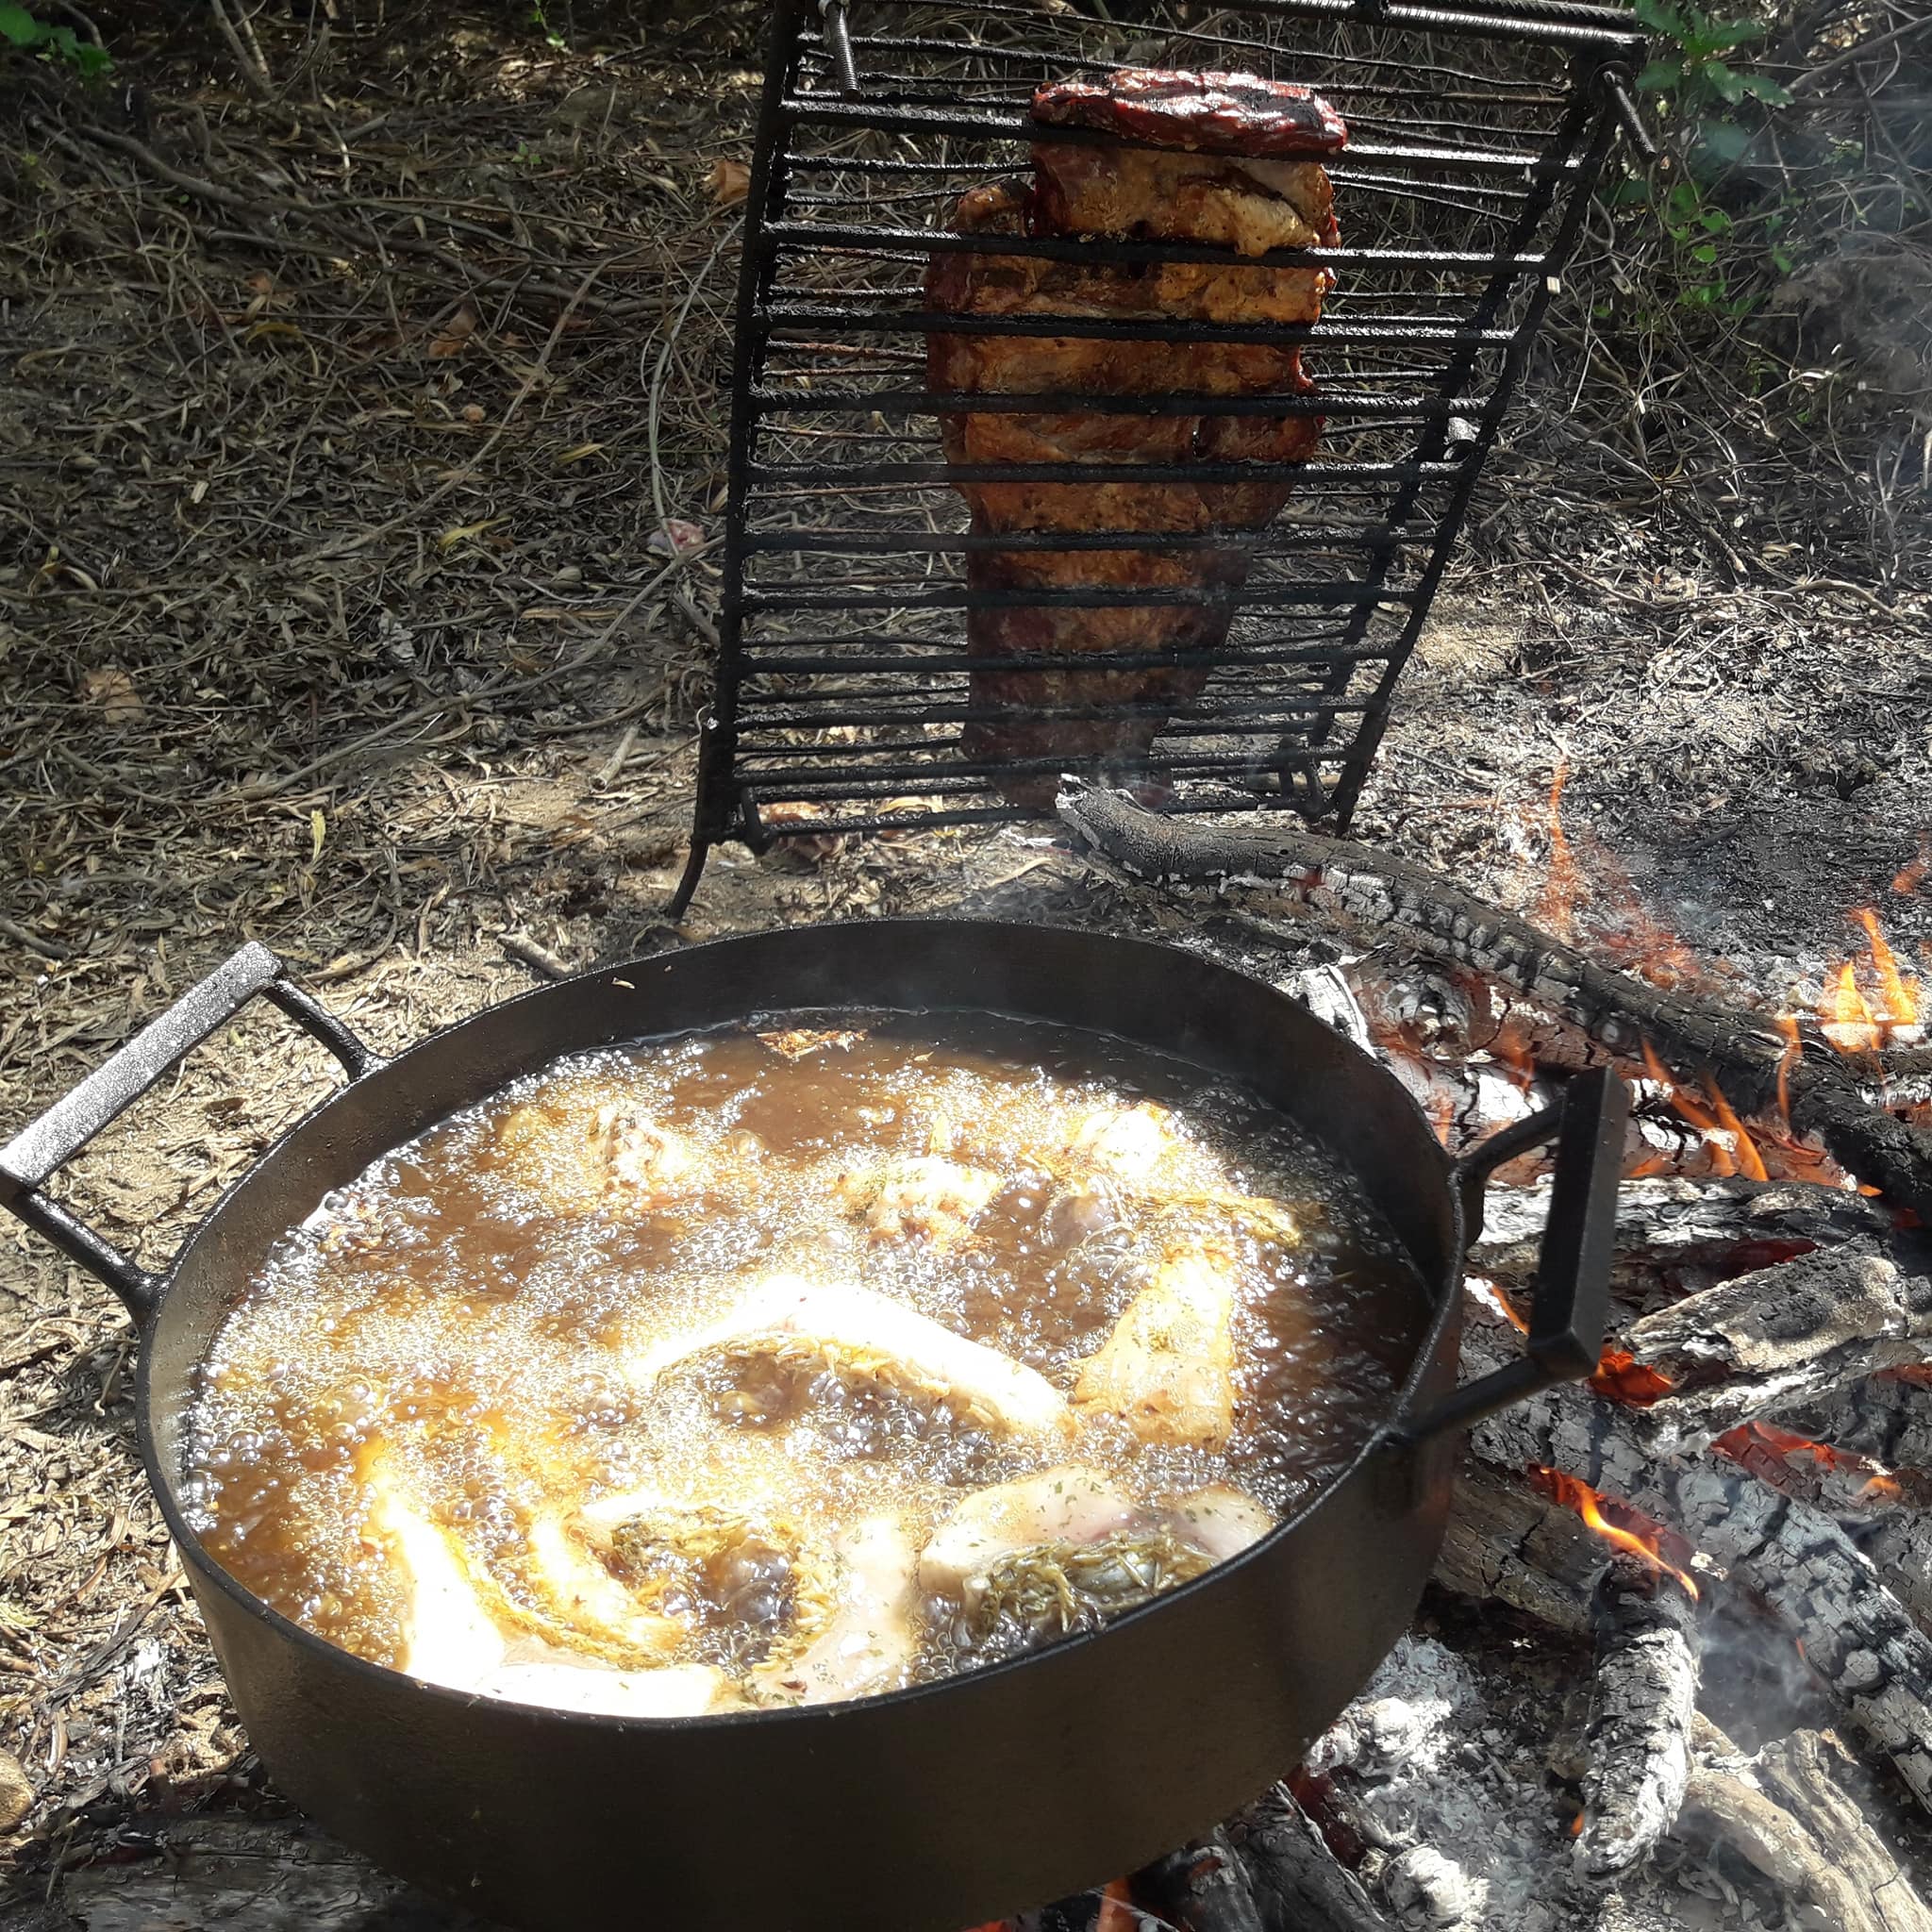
[1638,1041,1771,1180]
[1774,1014,1801,1125]
[1819,909,1922,1052]
[1536,761,1583,945]
[1530,1466,1700,1599]
[1894,838,1930,895]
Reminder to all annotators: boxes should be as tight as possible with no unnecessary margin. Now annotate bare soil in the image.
[0,3,1926,1925]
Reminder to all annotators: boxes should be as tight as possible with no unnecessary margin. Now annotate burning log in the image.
[1462,1307,1932,1809]
[1131,1830,1268,1932]
[1471,1175,1899,1294]
[1679,1724,1932,1932]
[1603,1241,1932,1452]
[1794,1371,1932,1474]
[1574,1551,1700,1880]
[1224,1787,1395,1932]
[1431,1462,1603,1635]
[1057,791,1932,1221]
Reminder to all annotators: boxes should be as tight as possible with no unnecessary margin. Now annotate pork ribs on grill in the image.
[925,69,1345,804]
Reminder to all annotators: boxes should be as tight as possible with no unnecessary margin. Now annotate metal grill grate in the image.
[672,0,1646,912]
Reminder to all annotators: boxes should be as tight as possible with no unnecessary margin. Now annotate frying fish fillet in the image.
[920,1467,1274,1628]
[625,1276,1074,1438]
[469,1659,732,1718]
[1163,1483,1276,1561]
[753,1512,922,1706]
[1073,1250,1238,1449]
[834,1154,1003,1245]
[494,1083,704,1213]
[525,1510,687,1664]
[365,1449,733,1713]
[918,1467,1140,1601]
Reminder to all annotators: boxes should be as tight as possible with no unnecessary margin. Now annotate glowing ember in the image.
[1714,1420,1916,1507]
[1530,1466,1699,1600]
[1094,1880,1138,1932]
[1590,1345,1674,1406]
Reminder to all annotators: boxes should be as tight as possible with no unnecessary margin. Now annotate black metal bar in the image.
[738,745,1333,789]
[839,0,1645,40]
[674,0,811,920]
[749,386,1488,419]
[765,218,1550,273]
[741,527,1407,554]
[738,642,1394,675]
[741,583,1414,611]
[748,458,1463,486]
[760,305,1522,349]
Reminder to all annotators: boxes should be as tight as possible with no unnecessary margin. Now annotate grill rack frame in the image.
[672,0,1645,912]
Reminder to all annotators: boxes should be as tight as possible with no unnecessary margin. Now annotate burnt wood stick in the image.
[1225,1788,1396,1932]
[1471,1176,1899,1292]
[1610,1241,1932,1453]
[1432,1461,1601,1634]
[1574,1551,1701,1880]
[1132,1830,1269,1932]
[1680,1727,1932,1932]
[1462,1307,1932,1808]
[1056,790,1932,1219]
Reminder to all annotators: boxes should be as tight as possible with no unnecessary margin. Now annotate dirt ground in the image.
[1,2,1927,1925]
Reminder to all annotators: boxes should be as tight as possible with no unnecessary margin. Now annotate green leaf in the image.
[74,40,109,74]
[1770,243,1796,273]
[0,2,46,46]
[1637,59,1684,90]
[1690,242,1721,263]
[1632,0,1686,33]
[1702,60,1749,102]
[1666,179,1701,219]
[1679,282,1720,308]
[1698,207,1733,232]
[1608,175,1653,206]
[1696,117,1755,160]
[1737,72,1793,103]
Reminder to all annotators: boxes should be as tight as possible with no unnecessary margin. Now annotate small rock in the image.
[0,1747,34,1829]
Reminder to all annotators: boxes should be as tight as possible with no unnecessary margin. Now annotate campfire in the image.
[1009,783,1932,1931]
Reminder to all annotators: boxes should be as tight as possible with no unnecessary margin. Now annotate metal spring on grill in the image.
[671,0,1648,913]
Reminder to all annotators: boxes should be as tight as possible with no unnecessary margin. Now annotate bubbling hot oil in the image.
[185,1013,1429,1696]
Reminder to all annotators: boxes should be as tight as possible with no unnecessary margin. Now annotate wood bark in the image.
[1431,1462,1602,1635]
[1057,790,1932,1220]
[1133,1830,1269,1932]
[1574,1554,1700,1879]
[1462,1309,1932,1808]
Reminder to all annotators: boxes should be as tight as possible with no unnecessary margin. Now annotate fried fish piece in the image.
[626,1276,1074,1439]
[834,1154,1004,1246]
[751,1512,922,1707]
[1072,1249,1238,1449]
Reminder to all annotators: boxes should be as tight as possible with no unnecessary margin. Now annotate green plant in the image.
[1632,0,1791,164]
[528,3,567,50]
[0,3,110,75]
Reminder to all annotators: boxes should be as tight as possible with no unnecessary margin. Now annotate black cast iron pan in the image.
[0,922,1627,1932]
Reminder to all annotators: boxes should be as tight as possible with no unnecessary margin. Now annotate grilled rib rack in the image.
[671,0,1646,913]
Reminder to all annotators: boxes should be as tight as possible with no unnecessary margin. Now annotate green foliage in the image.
[528,3,567,50]
[1608,0,1796,315]
[0,2,110,75]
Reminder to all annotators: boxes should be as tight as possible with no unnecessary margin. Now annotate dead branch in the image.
[1680,1725,1932,1932]
[1057,791,1932,1221]
[1226,1788,1397,1932]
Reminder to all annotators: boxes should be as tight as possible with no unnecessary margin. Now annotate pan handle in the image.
[0,941,378,1326]
[1395,1065,1629,1442]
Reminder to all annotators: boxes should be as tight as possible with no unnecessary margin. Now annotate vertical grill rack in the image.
[672,0,1646,911]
